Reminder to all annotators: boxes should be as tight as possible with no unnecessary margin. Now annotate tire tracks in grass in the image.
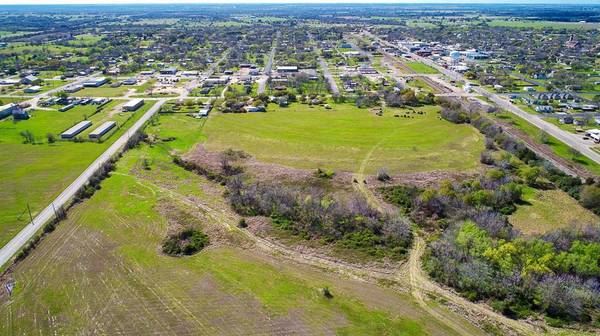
[352,144,541,335]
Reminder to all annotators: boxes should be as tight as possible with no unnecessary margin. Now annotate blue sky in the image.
[2,0,599,4]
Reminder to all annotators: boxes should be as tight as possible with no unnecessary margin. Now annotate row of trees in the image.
[401,98,600,326]
[227,176,413,259]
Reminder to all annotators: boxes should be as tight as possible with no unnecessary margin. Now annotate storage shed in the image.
[61,120,92,139]
[89,121,116,139]
[122,99,144,111]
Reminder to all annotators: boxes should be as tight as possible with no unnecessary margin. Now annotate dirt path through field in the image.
[352,152,542,335]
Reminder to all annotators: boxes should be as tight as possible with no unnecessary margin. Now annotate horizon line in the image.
[1,1,600,5]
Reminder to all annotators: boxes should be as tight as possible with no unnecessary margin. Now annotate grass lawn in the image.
[493,112,600,175]
[21,80,71,95]
[73,86,130,97]
[510,187,598,235]
[204,103,483,174]
[404,61,439,75]
[542,117,594,134]
[0,96,27,104]
[0,113,481,336]
[0,100,156,247]
[409,78,434,92]
[68,33,104,46]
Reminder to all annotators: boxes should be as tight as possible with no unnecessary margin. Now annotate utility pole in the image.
[27,203,33,225]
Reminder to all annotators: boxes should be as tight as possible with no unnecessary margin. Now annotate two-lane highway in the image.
[0,99,167,268]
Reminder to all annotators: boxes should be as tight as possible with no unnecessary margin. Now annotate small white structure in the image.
[276,66,298,73]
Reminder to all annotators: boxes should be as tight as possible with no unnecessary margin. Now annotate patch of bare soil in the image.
[155,198,239,250]
[367,169,482,190]
[185,145,355,191]
[244,216,402,277]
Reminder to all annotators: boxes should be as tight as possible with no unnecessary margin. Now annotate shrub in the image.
[314,168,335,179]
[376,168,391,182]
[227,180,412,259]
[580,185,600,212]
[379,185,422,213]
[162,229,209,256]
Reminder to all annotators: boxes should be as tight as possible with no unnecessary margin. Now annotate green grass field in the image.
[487,19,600,30]
[73,86,130,97]
[15,80,72,96]
[510,187,598,235]
[405,62,439,75]
[0,100,156,247]
[0,113,482,335]
[204,103,483,174]
[0,97,26,104]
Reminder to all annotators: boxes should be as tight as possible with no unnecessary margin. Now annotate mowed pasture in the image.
[203,103,483,174]
[0,100,156,247]
[404,61,439,75]
[510,187,599,236]
[0,114,484,336]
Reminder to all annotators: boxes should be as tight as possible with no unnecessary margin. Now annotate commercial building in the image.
[21,75,40,85]
[24,85,41,93]
[276,66,298,73]
[59,103,76,112]
[122,78,137,85]
[83,77,108,87]
[61,120,92,139]
[122,98,144,111]
[65,85,83,93]
[0,103,22,119]
[160,67,178,75]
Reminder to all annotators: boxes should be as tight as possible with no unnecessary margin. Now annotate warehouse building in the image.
[160,67,178,75]
[24,85,41,93]
[65,85,83,93]
[122,98,144,111]
[83,77,108,87]
[0,103,22,120]
[61,120,92,139]
[89,121,116,139]
[59,103,76,112]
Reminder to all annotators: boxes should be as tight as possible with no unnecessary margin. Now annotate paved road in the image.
[318,56,339,95]
[0,99,167,268]
[257,31,279,94]
[364,31,600,167]
[28,72,103,108]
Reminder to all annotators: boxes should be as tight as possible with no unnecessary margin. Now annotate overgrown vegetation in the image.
[228,176,413,259]
[379,98,600,326]
[162,228,210,256]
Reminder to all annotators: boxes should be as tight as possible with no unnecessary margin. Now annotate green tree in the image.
[455,221,493,256]
[580,185,600,209]
[554,241,600,277]
[46,133,56,144]
[19,130,34,144]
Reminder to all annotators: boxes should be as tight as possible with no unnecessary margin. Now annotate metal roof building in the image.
[89,121,116,139]
[122,98,144,111]
[61,120,92,139]
[83,77,108,87]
